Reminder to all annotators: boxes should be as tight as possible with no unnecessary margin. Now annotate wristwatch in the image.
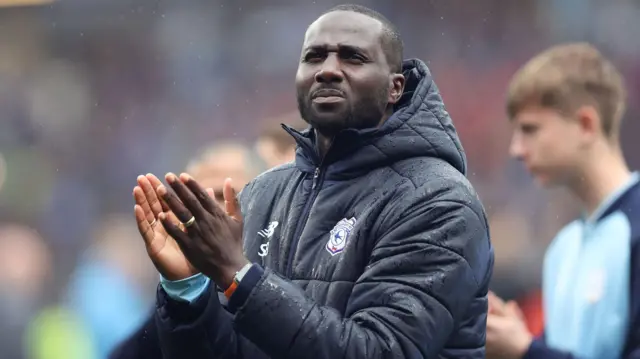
[224,262,253,299]
[234,262,253,284]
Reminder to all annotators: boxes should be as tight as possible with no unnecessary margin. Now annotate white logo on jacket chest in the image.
[258,221,278,257]
[326,217,356,256]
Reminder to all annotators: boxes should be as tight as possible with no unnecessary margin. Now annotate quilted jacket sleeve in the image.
[152,281,271,359]
[230,185,493,359]
[109,282,271,359]
[108,312,161,359]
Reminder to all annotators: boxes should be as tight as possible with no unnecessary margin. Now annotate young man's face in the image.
[509,106,585,187]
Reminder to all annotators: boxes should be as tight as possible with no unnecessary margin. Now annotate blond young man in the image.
[486,43,640,359]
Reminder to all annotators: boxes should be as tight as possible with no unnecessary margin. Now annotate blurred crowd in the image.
[0,0,639,358]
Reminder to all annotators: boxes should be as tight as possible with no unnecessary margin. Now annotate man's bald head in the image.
[320,4,403,73]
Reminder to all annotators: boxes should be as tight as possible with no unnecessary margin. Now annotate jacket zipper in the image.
[285,166,324,277]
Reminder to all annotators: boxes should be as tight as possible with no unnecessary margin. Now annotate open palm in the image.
[133,174,201,280]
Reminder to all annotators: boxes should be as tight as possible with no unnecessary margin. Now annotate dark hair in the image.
[324,4,403,73]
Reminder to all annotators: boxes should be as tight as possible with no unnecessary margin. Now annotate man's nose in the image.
[314,54,343,83]
[509,135,526,160]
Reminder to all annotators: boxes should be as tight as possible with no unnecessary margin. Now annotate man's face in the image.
[295,11,396,136]
[509,107,584,187]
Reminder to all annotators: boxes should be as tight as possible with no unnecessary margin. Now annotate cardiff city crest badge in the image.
[326,217,356,256]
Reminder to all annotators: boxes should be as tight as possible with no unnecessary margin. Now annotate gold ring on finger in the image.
[182,216,196,228]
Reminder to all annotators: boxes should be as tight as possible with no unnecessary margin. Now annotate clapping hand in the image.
[486,291,533,359]
[133,174,205,281]
[156,173,248,289]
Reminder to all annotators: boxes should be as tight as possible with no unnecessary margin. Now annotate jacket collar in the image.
[284,58,467,179]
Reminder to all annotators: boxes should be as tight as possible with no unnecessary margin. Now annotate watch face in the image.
[235,263,253,283]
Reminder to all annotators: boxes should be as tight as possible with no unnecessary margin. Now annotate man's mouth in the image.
[311,89,345,104]
[312,96,344,104]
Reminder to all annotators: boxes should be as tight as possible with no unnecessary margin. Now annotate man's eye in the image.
[304,53,323,62]
[341,52,365,63]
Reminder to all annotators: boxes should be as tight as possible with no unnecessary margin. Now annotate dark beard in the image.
[296,85,389,137]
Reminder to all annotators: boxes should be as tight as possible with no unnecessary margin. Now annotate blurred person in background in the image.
[0,224,93,359]
[114,4,493,359]
[486,43,640,359]
[184,141,267,205]
[65,214,157,359]
[25,304,95,359]
[254,112,308,168]
[0,224,52,359]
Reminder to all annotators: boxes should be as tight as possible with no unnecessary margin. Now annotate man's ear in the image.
[388,74,405,104]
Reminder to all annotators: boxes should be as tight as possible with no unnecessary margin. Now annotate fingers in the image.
[168,173,211,219]
[138,175,165,216]
[179,173,221,215]
[488,291,503,304]
[223,178,242,221]
[164,210,182,227]
[134,204,154,243]
[133,186,156,224]
[146,173,171,212]
[485,314,504,348]
[486,313,507,330]
[505,300,525,321]
[488,291,506,316]
[156,180,197,225]
[158,212,194,253]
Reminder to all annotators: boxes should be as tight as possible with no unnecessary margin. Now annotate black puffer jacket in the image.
[110,59,493,359]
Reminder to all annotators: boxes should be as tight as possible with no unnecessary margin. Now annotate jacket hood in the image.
[284,58,467,178]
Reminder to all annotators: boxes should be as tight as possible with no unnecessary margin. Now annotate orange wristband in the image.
[224,281,238,299]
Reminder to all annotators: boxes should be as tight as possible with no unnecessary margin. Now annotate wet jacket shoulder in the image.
[112,59,493,359]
